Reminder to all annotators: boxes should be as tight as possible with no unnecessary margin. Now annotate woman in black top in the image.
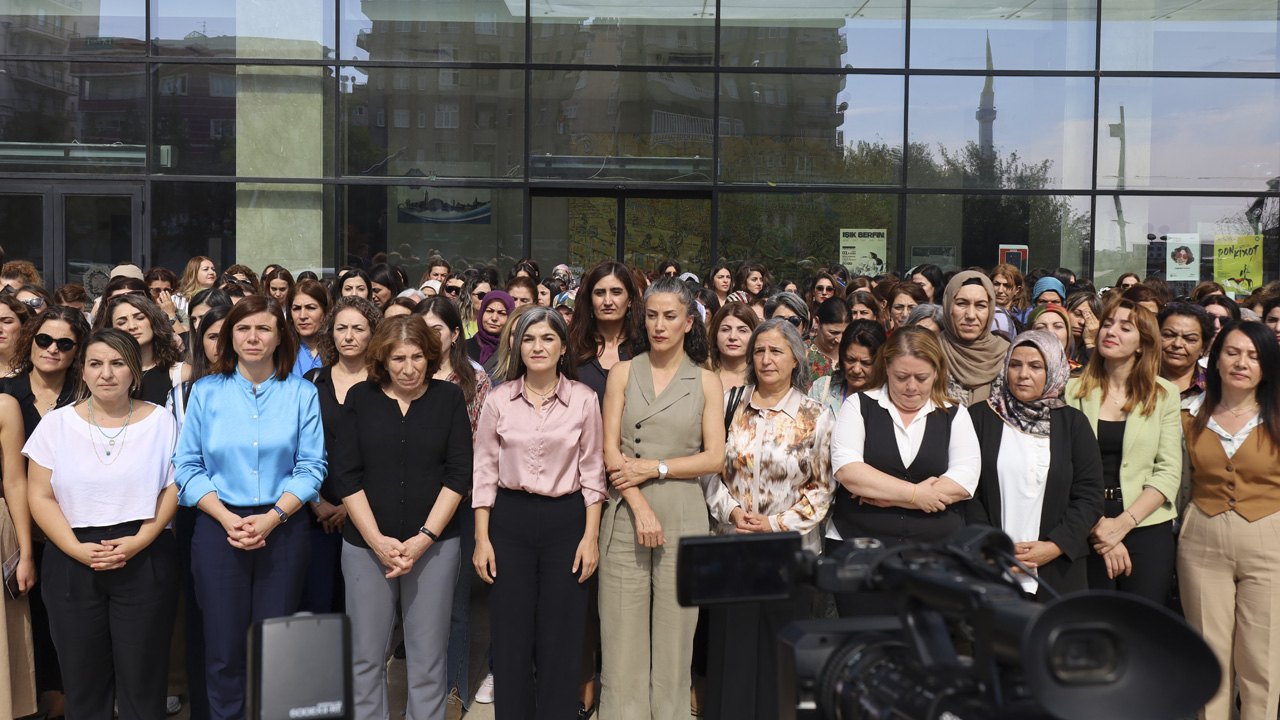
[100,294,188,407]
[332,315,472,720]
[569,261,644,404]
[0,304,90,716]
[300,296,381,613]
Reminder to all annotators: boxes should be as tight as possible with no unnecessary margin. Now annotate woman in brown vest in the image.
[1179,321,1280,720]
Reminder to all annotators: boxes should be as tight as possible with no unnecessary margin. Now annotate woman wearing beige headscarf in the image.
[940,271,1010,406]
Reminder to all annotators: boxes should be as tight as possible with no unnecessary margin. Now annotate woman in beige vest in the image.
[1179,321,1280,720]
[599,277,725,720]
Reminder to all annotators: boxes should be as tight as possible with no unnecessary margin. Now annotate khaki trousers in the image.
[1178,504,1280,720]
[597,500,699,720]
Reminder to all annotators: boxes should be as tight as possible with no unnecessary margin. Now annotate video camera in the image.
[677,526,1219,720]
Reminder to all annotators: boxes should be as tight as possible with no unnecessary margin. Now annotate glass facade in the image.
[0,0,1277,291]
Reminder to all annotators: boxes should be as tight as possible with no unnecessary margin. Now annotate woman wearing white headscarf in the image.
[964,329,1104,598]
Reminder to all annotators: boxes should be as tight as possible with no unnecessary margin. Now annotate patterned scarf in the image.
[987,329,1070,438]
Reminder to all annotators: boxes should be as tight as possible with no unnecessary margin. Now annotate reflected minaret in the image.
[976,34,997,157]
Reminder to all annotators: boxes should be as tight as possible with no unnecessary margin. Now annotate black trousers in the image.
[488,488,589,720]
[705,587,814,720]
[42,522,178,720]
[1087,519,1176,604]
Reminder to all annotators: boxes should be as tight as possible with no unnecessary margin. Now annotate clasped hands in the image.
[1090,514,1136,579]
[370,533,434,578]
[729,507,772,534]
[78,534,146,571]
[858,476,951,513]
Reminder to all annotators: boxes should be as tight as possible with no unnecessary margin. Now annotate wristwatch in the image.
[272,505,289,523]
[657,460,669,480]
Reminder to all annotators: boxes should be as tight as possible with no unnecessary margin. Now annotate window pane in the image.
[342,67,522,179]
[0,194,45,281]
[909,0,1097,71]
[532,196,616,275]
[343,186,522,279]
[1095,194,1280,299]
[1097,78,1280,192]
[908,75,1094,190]
[340,0,524,63]
[718,192,899,281]
[719,1,905,69]
[154,65,334,177]
[64,194,133,289]
[0,61,147,173]
[624,197,711,273]
[151,0,334,59]
[151,182,237,273]
[0,2,145,56]
[531,14,713,66]
[529,70,714,183]
[719,73,902,186]
[1101,0,1279,72]
[905,194,1091,273]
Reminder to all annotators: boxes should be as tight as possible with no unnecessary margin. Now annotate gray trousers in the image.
[343,537,460,720]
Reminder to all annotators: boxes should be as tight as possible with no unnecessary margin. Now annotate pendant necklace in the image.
[89,398,133,458]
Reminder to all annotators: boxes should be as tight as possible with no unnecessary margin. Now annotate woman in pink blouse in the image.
[472,305,608,720]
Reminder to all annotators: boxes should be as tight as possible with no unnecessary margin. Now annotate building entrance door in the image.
[530,191,712,278]
[0,184,144,291]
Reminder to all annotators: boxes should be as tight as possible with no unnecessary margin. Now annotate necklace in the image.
[525,379,556,403]
[1220,402,1259,418]
[88,398,133,457]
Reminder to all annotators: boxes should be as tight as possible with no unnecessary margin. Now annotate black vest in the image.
[831,393,963,545]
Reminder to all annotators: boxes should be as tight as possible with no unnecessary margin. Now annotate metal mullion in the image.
[615,197,625,262]
[710,0,721,265]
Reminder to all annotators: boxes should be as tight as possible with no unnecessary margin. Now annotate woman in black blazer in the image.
[964,329,1104,597]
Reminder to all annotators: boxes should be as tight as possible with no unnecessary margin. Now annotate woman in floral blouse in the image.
[700,317,835,720]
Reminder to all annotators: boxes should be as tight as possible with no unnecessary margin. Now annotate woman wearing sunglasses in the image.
[0,305,91,720]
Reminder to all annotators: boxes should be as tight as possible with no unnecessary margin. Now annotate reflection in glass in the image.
[1094,193,1279,294]
[151,182,237,273]
[905,193,1090,273]
[0,194,44,278]
[624,197,711,273]
[1101,0,1279,72]
[718,0,905,69]
[151,0,334,59]
[1097,78,1280,192]
[531,13,713,66]
[154,65,334,177]
[0,3,146,56]
[909,0,1096,70]
[718,192,898,280]
[341,67,522,179]
[342,0,524,63]
[529,71,714,183]
[719,73,902,185]
[344,186,522,277]
[532,196,616,275]
[0,61,147,173]
[64,194,133,288]
[908,75,1094,190]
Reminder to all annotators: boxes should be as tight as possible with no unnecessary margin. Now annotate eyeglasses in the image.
[445,285,462,295]
[782,315,805,329]
[19,298,44,309]
[148,287,171,296]
[472,291,487,300]
[34,333,76,353]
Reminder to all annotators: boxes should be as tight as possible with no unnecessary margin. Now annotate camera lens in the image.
[1048,625,1121,683]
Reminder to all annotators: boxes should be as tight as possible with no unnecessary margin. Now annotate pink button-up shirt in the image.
[472,375,608,508]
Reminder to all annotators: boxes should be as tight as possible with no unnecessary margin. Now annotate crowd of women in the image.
[0,252,1279,720]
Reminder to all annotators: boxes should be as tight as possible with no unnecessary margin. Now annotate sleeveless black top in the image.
[830,392,963,545]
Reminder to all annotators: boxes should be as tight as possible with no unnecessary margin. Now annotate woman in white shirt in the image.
[24,328,180,720]
[828,327,980,614]
[963,330,1104,598]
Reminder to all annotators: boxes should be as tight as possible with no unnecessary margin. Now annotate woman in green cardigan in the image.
[1065,298,1183,603]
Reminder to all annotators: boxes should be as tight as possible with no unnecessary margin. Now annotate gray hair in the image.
[905,303,945,329]
[743,317,810,391]
[764,291,810,330]
[506,305,576,381]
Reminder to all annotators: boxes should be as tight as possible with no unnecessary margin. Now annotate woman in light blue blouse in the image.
[174,294,327,720]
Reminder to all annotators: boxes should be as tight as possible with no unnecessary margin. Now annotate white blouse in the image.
[996,424,1051,592]
[23,404,178,528]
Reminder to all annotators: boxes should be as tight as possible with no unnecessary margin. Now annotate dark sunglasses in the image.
[445,285,462,295]
[34,333,76,353]
[19,298,44,309]
[782,315,805,328]
[472,290,487,300]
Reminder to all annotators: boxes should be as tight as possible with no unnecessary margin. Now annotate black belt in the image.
[1103,487,1123,502]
